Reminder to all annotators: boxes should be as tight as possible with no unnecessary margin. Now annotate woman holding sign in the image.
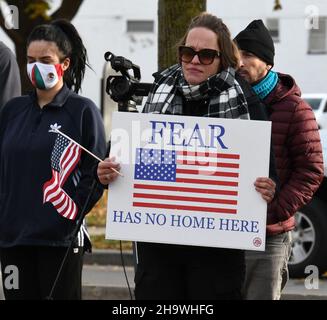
[98,12,276,300]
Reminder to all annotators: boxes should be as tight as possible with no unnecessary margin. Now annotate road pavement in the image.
[1,245,327,300]
[0,264,134,300]
[1,262,327,300]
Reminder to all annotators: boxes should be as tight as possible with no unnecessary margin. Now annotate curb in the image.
[84,249,134,267]
[281,293,327,300]
[81,285,327,300]
[80,250,327,300]
[2,282,326,300]
[83,285,134,300]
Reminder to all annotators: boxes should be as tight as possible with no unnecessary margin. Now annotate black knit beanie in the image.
[234,19,275,66]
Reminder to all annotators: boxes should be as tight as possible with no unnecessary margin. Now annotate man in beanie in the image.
[235,20,324,300]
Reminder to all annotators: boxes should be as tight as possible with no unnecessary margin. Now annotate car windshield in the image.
[303,98,322,111]
[319,129,327,175]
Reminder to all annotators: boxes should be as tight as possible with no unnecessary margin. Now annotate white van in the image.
[302,93,327,129]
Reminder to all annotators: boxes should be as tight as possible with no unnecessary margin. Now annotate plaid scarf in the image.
[143,64,250,119]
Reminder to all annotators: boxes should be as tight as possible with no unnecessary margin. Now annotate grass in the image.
[86,190,133,250]
[90,235,133,250]
[86,190,108,227]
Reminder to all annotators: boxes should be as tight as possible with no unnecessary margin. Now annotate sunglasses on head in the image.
[178,46,221,65]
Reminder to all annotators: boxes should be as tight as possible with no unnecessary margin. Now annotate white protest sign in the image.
[105,112,271,251]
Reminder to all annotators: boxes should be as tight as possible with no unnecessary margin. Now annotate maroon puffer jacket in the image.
[264,73,324,235]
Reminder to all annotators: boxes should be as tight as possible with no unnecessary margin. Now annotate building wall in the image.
[71,0,157,109]
[207,0,327,93]
[0,0,158,109]
[0,0,326,108]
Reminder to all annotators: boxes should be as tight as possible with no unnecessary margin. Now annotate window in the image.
[303,98,323,111]
[266,18,279,42]
[127,20,154,33]
[308,17,327,54]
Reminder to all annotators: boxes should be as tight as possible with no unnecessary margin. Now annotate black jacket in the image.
[0,85,106,248]
[0,41,21,110]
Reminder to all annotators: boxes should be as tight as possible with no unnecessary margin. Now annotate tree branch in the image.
[274,0,282,11]
[51,0,84,20]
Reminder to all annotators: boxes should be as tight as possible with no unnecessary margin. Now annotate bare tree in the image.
[158,0,206,70]
[0,0,84,93]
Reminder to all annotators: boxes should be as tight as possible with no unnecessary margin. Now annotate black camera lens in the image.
[106,76,132,102]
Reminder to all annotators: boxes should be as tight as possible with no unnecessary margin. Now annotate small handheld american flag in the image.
[43,134,81,220]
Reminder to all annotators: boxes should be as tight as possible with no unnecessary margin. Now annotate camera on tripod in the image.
[104,51,151,111]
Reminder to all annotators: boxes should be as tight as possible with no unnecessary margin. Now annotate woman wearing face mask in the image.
[0,19,106,300]
[98,13,277,300]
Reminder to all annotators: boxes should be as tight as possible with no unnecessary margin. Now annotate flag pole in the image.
[46,179,98,300]
[55,129,123,177]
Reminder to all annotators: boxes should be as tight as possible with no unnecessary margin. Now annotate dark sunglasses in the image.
[179,46,220,65]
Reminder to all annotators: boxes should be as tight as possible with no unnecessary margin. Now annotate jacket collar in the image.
[263,73,301,105]
[29,84,72,108]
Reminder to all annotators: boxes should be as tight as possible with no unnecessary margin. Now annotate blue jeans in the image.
[243,231,292,300]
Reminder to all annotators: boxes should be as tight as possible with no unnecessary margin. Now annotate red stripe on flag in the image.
[43,169,58,201]
[176,168,239,178]
[177,151,240,159]
[61,197,78,220]
[176,178,238,187]
[133,193,237,205]
[176,160,239,168]
[57,196,69,214]
[133,202,237,214]
[60,143,81,186]
[134,184,238,196]
[43,171,61,203]
[51,190,66,207]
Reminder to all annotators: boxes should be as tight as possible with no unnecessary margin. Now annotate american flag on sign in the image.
[43,134,81,220]
[133,148,240,214]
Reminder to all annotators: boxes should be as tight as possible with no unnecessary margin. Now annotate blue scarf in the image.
[252,71,278,100]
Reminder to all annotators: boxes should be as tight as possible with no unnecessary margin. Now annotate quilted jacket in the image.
[265,73,324,235]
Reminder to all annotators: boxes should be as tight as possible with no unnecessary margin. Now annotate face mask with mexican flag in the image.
[27,62,64,90]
